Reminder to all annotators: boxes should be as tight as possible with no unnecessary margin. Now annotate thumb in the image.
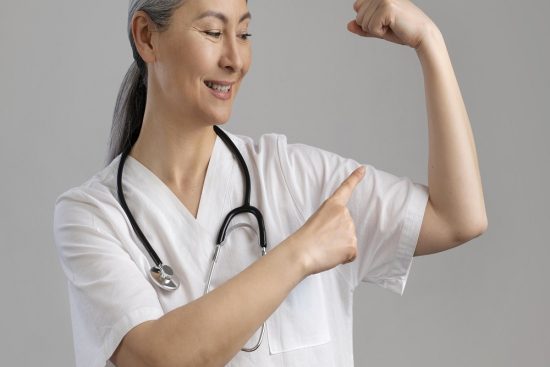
[346,20,376,37]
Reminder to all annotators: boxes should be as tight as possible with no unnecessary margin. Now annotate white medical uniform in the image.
[53,130,429,367]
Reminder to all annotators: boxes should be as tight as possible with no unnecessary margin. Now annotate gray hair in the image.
[106,0,185,165]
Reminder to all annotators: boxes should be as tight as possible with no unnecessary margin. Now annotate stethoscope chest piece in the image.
[150,264,180,291]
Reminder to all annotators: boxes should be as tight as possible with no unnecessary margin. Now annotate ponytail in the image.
[106,60,147,165]
[105,0,186,165]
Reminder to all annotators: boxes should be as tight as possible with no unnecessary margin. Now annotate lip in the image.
[205,80,232,100]
[204,80,236,86]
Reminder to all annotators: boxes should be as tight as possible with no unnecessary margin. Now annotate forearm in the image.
[416,26,488,238]
[149,238,306,367]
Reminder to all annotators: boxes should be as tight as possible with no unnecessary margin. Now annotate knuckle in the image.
[366,21,374,33]
[338,204,348,214]
[325,199,338,213]
[347,247,357,263]
[383,1,397,15]
[329,202,344,215]
[345,209,353,220]
[369,22,381,36]
[323,198,338,211]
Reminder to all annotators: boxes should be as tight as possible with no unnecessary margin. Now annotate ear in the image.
[131,10,157,64]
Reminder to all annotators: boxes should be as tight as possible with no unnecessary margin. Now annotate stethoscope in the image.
[116,125,267,352]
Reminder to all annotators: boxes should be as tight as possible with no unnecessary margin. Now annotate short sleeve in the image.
[53,189,164,367]
[276,135,429,295]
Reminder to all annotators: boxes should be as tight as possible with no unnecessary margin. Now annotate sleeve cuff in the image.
[370,182,429,296]
[95,306,164,367]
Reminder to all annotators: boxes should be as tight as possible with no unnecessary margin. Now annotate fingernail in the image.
[358,166,366,175]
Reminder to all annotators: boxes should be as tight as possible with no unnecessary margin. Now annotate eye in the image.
[203,30,252,41]
[239,33,252,41]
[204,31,222,38]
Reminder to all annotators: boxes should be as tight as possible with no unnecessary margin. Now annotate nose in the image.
[219,35,244,73]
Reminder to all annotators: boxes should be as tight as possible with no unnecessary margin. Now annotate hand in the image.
[347,0,437,50]
[289,166,366,276]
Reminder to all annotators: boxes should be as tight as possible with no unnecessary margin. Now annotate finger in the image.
[346,20,375,37]
[356,0,380,32]
[367,3,393,38]
[354,0,371,29]
[353,0,365,12]
[347,19,405,45]
[330,166,366,204]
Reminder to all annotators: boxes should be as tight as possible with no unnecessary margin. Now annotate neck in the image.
[129,116,218,191]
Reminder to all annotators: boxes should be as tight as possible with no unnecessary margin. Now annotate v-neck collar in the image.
[123,133,237,236]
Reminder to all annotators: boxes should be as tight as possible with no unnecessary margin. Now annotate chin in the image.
[204,111,232,126]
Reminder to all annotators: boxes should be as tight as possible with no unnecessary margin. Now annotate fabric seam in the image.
[276,135,354,291]
[276,135,307,224]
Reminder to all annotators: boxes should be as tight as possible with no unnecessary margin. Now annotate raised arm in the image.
[348,0,487,256]
[413,27,487,255]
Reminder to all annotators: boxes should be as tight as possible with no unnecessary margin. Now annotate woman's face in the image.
[148,0,252,126]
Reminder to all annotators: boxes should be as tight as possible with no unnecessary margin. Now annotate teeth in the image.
[206,81,230,93]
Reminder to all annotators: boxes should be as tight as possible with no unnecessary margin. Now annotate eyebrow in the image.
[194,10,252,24]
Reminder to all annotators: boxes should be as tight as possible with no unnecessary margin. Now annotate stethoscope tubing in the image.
[116,125,268,352]
[117,148,162,266]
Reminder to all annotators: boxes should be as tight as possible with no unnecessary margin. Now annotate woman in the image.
[53,0,487,366]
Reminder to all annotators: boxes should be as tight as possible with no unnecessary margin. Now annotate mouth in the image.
[204,80,233,93]
[204,80,234,100]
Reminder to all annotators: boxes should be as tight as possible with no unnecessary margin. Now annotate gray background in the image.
[1,0,548,365]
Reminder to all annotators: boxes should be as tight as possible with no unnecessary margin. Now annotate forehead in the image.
[179,0,250,23]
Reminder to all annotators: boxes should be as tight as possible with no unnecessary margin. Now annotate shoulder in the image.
[222,128,358,188]
[53,156,122,230]
[223,128,360,216]
[224,129,341,167]
[224,129,282,155]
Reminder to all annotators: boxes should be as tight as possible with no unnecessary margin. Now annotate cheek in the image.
[242,46,252,75]
[162,36,214,85]
[156,45,191,92]
[244,49,252,73]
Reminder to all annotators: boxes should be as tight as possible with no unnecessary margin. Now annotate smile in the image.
[205,80,232,92]
[204,80,232,100]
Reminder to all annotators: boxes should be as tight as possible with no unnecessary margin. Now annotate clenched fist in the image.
[347,0,438,50]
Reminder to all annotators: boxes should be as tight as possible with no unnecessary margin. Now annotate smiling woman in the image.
[108,0,251,166]
[52,0,486,366]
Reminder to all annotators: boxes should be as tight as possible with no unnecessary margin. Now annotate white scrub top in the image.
[53,130,429,367]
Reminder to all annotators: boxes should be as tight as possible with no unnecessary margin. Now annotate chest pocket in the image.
[266,272,331,354]
[206,216,331,353]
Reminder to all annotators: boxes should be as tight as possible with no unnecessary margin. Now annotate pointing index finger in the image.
[331,166,366,204]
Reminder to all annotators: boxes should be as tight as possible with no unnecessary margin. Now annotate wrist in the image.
[415,23,444,56]
[279,234,311,280]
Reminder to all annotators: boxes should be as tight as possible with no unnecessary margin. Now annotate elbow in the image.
[150,348,206,367]
[152,340,217,367]
[454,213,488,243]
[121,323,210,367]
